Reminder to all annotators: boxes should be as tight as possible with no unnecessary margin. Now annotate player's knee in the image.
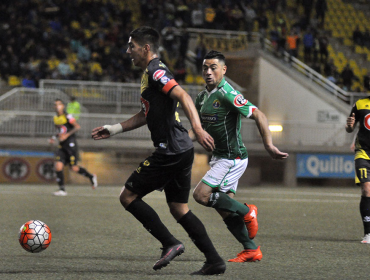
[119,187,137,209]
[193,188,209,206]
[71,165,79,172]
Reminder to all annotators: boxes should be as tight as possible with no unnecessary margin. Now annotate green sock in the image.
[207,192,250,216]
[224,213,257,250]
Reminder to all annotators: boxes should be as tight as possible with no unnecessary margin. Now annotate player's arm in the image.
[250,109,289,160]
[91,111,147,140]
[169,86,214,151]
[346,113,357,133]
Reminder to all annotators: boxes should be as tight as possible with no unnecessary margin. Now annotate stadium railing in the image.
[0,87,88,113]
[0,110,352,147]
[39,80,205,114]
[187,28,368,104]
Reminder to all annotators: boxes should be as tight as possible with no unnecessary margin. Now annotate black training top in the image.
[140,58,193,155]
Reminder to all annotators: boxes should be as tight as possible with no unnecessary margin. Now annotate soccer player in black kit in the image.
[92,27,226,275]
[49,99,97,196]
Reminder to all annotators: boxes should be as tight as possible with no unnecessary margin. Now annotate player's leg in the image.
[68,148,97,189]
[193,158,258,239]
[164,149,225,275]
[54,150,67,196]
[120,154,183,270]
[356,159,370,243]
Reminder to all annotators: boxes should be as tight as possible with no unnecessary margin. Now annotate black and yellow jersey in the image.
[350,97,370,160]
[53,113,77,147]
[140,58,193,155]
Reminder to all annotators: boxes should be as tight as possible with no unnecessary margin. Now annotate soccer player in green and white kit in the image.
[191,50,289,262]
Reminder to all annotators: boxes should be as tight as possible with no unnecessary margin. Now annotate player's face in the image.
[126,37,146,69]
[202,59,227,91]
[54,101,64,115]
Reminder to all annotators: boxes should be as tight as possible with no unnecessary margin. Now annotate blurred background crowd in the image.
[1,0,370,92]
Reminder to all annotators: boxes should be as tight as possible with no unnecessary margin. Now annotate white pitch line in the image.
[0,189,359,203]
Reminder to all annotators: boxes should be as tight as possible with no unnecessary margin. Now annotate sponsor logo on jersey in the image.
[233,94,248,107]
[212,99,221,109]
[201,114,218,123]
[59,125,67,134]
[153,70,166,81]
[141,97,150,117]
[365,113,370,130]
[160,76,170,85]
[158,143,167,149]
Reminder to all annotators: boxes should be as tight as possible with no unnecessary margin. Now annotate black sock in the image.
[360,196,370,235]
[126,198,180,247]
[77,167,93,179]
[178,210,223,264]
[56,171,65,191]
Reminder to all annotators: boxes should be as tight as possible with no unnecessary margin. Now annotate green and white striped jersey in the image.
[195,78,257,159]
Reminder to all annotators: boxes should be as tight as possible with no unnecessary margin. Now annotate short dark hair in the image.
[55,98,64,104]
[204,50,226,64]
[130,26,160,53]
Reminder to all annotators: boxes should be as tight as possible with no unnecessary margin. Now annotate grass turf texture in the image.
[1,185,369,279]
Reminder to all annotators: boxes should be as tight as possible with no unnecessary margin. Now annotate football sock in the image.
[178,210,223,264]
[125,198,180,247]
[77,167,93,179]
[207,192,250,216]
[56,171,65,191]
[360,196,370,235]
[224,213,257,249]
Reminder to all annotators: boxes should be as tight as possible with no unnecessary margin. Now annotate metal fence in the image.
[39,80,205,114]
[0,110,352,147]
[0,87,88,112]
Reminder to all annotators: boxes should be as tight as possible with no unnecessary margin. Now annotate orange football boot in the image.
[244,204,258,239]
[228,246,263,262]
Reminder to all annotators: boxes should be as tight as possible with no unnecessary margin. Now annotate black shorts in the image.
[55,144,79,166]
[355,158,370,185]
[125,148,194,203]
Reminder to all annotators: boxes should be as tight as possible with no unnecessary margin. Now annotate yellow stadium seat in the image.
[185,74,194,84]
[8,75,21,86]
[195,75,204,85]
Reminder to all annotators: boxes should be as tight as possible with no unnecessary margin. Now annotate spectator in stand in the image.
[173,55,187,84]
[315,0,327,28]
[22,73,36,88]
[324,58,338,77]
[241,2,257,42]
[303,28,314,63]
[286,30,300,60]
[195,40,207,74]
[256,10,269,49]
[204,3,216,29]
[341,64,356,91]
[191,4,204,28]
[57,59,73,79]
[319,31,329,63]
[364,72,370,92]
[353,26,364,46]
[363,29,370,48]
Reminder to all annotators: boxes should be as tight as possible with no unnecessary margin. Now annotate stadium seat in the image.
[8,76,21,86]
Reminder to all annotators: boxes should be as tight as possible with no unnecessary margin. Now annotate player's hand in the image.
[265,145,289,160]
[346,113,355,129]
[48,138,55,144]
[91,126,111,140]
[58,134,68,142]
[194,129,215,152]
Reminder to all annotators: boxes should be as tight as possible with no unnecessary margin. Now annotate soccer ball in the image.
[18,220,52,253]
